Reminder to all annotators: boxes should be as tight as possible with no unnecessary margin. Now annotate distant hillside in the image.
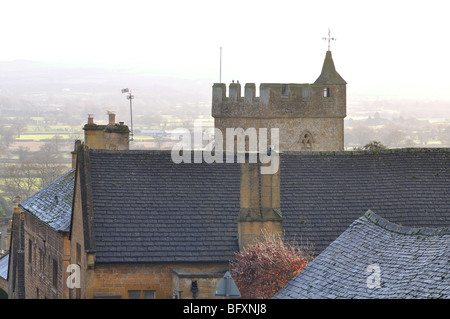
[0,60,213,120]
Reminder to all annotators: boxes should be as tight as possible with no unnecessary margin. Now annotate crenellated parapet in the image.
[212,81,346,119]
[212,50,347,152]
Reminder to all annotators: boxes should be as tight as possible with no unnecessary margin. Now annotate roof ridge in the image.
[282,147,450,156]
[88,149,173,154]
[364,210,450,236]
[88,147,450,156]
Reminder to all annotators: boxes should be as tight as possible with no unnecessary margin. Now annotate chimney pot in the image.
[108,112,116,125]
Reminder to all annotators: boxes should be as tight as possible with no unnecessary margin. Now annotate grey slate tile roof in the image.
[281,149,450,253]
[20,168,75,232]
[0,253,9,280]
[83,148,450,264]
[273,210,450,299]
[86,150,241,263]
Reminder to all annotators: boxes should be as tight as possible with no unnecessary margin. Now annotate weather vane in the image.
[322,28,336,51]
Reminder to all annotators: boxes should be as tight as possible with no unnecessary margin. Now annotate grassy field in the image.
[15,133,80,141]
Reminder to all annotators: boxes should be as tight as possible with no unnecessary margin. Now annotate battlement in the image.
[212,50,347,119]
[212,82,346,118]
[212,51,347,152]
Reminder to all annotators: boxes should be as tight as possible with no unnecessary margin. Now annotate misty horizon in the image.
[1,0,450,101]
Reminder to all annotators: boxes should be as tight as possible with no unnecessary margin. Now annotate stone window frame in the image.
[299,131,313,151]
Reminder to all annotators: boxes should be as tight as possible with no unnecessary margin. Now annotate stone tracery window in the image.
[300,132,313,151]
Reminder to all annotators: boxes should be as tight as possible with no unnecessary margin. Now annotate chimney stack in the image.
[71,140,82,168]
[237,155,282,251]
[83,112,130,151]
[13,196,21,214]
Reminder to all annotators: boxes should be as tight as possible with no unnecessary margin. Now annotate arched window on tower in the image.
[300,132,313,151]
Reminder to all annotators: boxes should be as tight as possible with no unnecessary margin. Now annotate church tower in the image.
[212,50,346,152]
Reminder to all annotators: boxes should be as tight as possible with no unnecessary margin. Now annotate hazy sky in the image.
[1,0,450,100]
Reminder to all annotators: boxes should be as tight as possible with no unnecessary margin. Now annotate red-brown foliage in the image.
[230,233,313,299]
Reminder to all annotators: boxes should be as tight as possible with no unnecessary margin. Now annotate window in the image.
[39,248,44,274]
[300,132,313,151]
[70,287,81,299]
[28,239,32,263]
[128,290,141,299]
[93,294,122,299]
[128,290,156,299]
[52,259,58,288]
[143,290,156,299]
[323,87,330,97]
[302,86,309,98]
[281,84,289,98]
[76,243,81,264]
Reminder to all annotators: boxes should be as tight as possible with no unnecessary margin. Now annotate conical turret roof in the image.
[314,51,346,85]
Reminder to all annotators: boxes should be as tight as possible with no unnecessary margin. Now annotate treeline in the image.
[0,142,71,216]
[345,113,450,149]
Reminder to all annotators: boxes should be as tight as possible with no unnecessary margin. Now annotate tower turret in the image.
[314,50,346,85]
[212,50,347,152]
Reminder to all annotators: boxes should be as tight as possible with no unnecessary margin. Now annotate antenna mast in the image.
[219,47,222,83]
[121,88,134,141]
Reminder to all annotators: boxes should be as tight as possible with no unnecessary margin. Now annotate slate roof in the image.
[273,211,450,299]
[20,168,75,232]
[84,150,241,263]
[314,50,347,85]
[79,147,450,264]
[281,148,450,253]
[0,253,9,280]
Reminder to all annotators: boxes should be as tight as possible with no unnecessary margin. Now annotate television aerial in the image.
[121,88,135,141]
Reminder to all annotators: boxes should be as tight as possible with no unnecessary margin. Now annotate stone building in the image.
[7,198,25,298]
[67,146,450,299]
[7,114,130,299]
[6,50,450,299]
[69,148,237,299]
[8,170,75,299]
[212,50,346,152]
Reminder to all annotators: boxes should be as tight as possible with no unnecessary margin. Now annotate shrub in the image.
[230,233,313,299]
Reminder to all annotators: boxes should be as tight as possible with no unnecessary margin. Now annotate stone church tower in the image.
[212,50,346,151]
